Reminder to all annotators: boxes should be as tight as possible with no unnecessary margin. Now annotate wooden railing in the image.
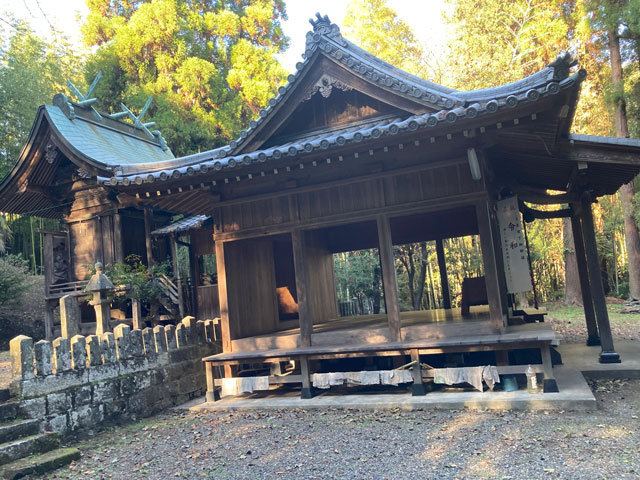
[46,280,88,299]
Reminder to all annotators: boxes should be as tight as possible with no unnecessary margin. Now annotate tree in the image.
[586,0,640,298]
[82,0,289,156]
[564,218,582,305]
[0,21,84,178]
[342,0,433,79]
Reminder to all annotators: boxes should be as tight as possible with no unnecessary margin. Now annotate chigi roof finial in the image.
[67,71,102,120]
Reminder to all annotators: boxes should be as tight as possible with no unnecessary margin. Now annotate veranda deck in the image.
[232,306,494,351]
[204,322,560,401]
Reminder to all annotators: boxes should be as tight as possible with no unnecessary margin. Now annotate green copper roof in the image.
[45,104,174,171]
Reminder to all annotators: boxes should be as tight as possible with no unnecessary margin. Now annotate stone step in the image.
[0,403,19,423]
[0,391,9,404]
[0,419,40,445]
[0,433,60,467]
[0,447,80,480]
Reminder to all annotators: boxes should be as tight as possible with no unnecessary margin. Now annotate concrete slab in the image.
[558,341,640,379]
[186,367,594,412]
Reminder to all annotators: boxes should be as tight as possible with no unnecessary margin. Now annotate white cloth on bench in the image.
[312,372,346,389]
[433,366,500,392]
[221,376,270,396]
[380,369,413,386]
[345,371,380,386]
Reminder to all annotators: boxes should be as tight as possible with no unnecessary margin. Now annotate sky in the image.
[0,0,450,73]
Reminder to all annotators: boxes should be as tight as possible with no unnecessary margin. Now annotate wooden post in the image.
[131,298,143,330]
[188,239,199,318]
[377,215,401,341]
[143,208,154,266]
[475,201,505,329]
[113,213,124,263]
[44,300,55,340]
[205,362,220,402]
[570,211,600,346]
[299,355,314,399]
[170,233,185,319]
[580,194,620,363]
[291,230,313,347]
[540,343,559,392]
[435,238,451,309]
[409,349,426,396]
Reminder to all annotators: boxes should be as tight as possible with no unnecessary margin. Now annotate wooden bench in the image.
[202,325,559,401]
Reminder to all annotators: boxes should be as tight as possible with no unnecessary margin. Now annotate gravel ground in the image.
[42,378,640,480]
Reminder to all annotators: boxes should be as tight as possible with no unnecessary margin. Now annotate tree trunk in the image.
[372,265,381,314]
[564,217,582,305]
[413,243,428,310]
[609,29,640,299]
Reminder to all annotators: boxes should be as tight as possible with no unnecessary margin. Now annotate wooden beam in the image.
[519,202,572,220]
[291,229,313,347]
[377,214,402,341]
[143,207,154,266]
[475,201,505,329]
[579,193,620,363]
[435,238,451,309]
[570,211,600,346]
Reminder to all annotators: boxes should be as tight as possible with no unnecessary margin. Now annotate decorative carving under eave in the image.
[76,167,91,179]
[45,143,58,164]
[303,74,352,101]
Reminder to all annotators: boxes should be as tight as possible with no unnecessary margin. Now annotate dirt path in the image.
[42,378,640,480]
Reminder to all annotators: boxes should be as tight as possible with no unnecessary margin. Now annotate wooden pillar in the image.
[170,234,185,319]
[579,194,620,363]
[214,240,232,356]
[377,215,401,341]
[113,213,124,263]
[435,238,451,309]
[188,238,199,318]
[291,230,313,347]
[475,201,505,329]
[570,211,600,346]
[143,208,154,266]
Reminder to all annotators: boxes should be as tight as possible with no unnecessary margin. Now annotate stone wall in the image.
[9,318,218,435]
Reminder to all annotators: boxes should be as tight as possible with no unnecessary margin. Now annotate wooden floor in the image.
[231,306,494,352]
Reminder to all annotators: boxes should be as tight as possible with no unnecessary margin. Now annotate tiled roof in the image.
[151,214,210,235]
[98,65,585,187]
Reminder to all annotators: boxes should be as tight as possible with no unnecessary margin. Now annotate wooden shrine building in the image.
[2,14,640,398]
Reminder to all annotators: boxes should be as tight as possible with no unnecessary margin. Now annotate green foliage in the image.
[333,250,381,304]
[82,0,289,156]
[0,22,84,177]
[343,0,429,78]
[86,254,170,305]
[0,254,34,307]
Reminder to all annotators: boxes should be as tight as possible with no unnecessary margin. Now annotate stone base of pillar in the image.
[599,350,621,364]
[586,335,601,346]
[301,387,315,399]
[205,390,220,402]
[411,382,427,396]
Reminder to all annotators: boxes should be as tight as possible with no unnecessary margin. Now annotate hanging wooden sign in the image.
[497,195,533,293]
